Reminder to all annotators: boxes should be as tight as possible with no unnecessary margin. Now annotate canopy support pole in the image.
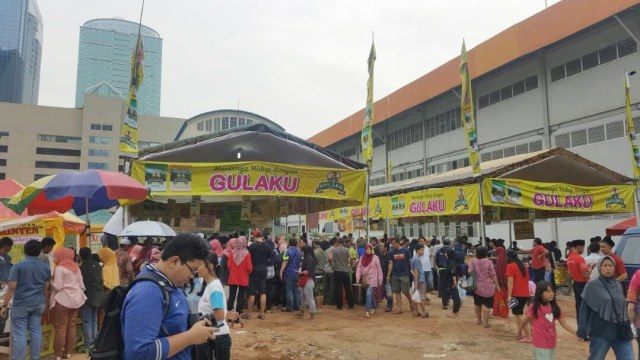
[477,178,486,246]
[85,197,91,236]
[365,167,371,243]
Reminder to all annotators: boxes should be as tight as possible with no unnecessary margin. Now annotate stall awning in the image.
[371,148,631,196]
[606,217,637,236]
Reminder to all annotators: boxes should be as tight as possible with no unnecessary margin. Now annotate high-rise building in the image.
[75,18,162,116]
[0,0,43,104]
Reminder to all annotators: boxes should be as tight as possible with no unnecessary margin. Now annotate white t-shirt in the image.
[584,253,602,280]
[413,248,432,271]
[197,279,230,335]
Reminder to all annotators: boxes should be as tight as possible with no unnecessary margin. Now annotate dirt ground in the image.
[52,294,634,359]
[226,294,634,360]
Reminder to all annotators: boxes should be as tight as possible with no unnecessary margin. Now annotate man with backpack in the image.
[93,233,216,360]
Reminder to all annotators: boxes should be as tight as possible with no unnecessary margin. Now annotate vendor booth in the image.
[130,124,368,233]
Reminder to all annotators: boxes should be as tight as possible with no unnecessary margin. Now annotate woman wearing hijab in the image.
[298,245,317,320]
[226,236,253,319]
[492,239,509,318]
[98,247,120,292]
[577,256,634,359]
[356,244,383,318]
[210,236,224,264]
[51,248,87,360]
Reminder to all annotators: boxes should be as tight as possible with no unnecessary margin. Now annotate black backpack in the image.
[436,246,449,269]
[89,272,172,359]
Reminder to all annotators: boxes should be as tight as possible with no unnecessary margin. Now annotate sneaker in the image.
[365,311,370,318]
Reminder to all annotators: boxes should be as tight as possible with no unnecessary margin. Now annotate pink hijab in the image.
[232,236,250,265]
[54,247,79,274]
[224,238,237,259]
[210,239,224,257]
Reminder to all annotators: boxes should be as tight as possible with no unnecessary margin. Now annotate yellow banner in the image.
[389,184,480,218]
[624,73,640,180]
[319,196,388,221]
[482,178,635,213]
[119,35,145,157]
[0,222,46,263]
[131,160,366,202]
[361,41,376,167]
[459,41,480,175]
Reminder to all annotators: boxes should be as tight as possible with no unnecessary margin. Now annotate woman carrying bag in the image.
[577,256,634,360]
[356,244,383,318]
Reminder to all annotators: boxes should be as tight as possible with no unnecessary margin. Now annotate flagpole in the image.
[625,71,640,224]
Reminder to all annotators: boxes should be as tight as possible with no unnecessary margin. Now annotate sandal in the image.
[241,313,251,320]
[258,314,265,320]
[421,313,429,318]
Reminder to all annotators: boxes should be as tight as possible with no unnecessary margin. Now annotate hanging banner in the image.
[119,34,145,157]
[240,196,251,221]
[390,184,480,219]
[319,196,388,222]
[131,161,366,202]
[483,178,635,213]
[459,41,481,175]
[0,222,46,263]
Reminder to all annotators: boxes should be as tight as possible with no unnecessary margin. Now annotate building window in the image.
[214,118,221,132]
[88,162,110,170]
[88,149,112,157]
[340,147,356,157]
[246,119,253,125]
[0,173,4,180]
[35,161,80,170]
[89,136,112,144]
[238,118,246,126]
[230,117,238,128]
[197,121,204,131]
[205,119,212,132]
[34,174,49,181]
[37,134,82,143]
[90,124,113,131]
[222,117,229,130]
[138,141,160,149]
[479,75,538,109]
[552,37,637,83]
[0,132,8,138]
[0,145,6,153]
[36,148,81,156]
[0,159,6,166]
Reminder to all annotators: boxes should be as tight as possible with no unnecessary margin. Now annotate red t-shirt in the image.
[528,304,561,349]
[505,263,530,297]
[566,252,589,283]
[609,254,627,278]
[531,245,547,269]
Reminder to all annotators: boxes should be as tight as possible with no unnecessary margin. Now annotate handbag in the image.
[298,273,309,288]
[600,278,634,340]
[266,265,275,280]
[462,261,477,293]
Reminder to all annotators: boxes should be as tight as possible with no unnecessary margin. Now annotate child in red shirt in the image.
[518,281,575,359]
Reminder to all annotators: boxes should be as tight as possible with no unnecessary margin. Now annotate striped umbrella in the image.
[1,170,149,216]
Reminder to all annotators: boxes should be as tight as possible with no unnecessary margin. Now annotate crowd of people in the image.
[0,230,637,359]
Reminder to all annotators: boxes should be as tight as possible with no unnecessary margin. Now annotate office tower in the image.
[0,0,43,104]
[75,18,162,116]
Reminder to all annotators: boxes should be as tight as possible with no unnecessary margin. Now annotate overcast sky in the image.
[37,0,560,140]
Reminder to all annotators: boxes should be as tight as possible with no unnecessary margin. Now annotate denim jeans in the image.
[365,286,376,311]
[588,336,634,360]
[11,304,45,360]
[284,277,300,311]
[214,334,232,360]
[423,271,433,291]
[81,304,98,348]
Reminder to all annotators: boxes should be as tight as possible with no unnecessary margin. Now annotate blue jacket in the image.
[122,266,190,360]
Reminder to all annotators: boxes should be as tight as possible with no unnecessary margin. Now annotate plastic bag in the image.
[412,287,422,303]
[457,284,467,303]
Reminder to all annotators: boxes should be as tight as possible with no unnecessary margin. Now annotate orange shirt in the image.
[567,252,589,283]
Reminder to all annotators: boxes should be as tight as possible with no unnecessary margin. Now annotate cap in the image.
[120,238,131,245]
[197,233,205,239]
[572,239,585,247]
[253,229,263,237]
[601,236,615,249]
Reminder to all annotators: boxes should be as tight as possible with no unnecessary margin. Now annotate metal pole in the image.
[85,197,91,236]
[365,167,371,243]
[508,219,513,249]
[478,178,486,245]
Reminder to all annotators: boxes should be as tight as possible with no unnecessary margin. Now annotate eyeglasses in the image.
[181,259,199,277]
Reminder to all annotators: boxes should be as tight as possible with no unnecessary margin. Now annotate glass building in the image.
[75,18,162,116]
[0,0,43,104]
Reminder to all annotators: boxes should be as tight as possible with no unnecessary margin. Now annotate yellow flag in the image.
[119,34,145,158]
[459,40,480,175]
[361,42,376,167]
[624,72,640,179]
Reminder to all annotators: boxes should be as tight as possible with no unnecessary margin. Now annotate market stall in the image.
[130,124,367,233]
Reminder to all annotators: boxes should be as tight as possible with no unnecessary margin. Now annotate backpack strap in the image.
[130,272,172,336]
